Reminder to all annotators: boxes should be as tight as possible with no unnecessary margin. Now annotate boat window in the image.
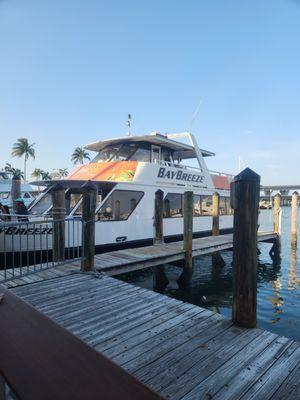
[201,195,213,216]
[151,145,161,163]
[29,192,52,215]
[193,195,202,216]
[66,192,82,215]
[22,192,31,199]
[163,193,183,218]
[226,197,234,215]
[93,145,121,162]
[129,145,151,162]
[97,190,144,221]
[162,148,173,162]
[114,143,138,161]
[0,192,10,200]
[219,196,227,215]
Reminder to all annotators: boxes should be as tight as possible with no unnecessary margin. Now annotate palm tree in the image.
[4,163,24,179]
[11,138,35,182]
[59,168,69,178]
[31,168,43,180]
[41,171,52,180]
[71,147,90,165]
[4,163,14,176]
[31,168,43,192]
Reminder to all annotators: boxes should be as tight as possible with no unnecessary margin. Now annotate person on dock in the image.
[14,198,29,221]
[0,203,11,221]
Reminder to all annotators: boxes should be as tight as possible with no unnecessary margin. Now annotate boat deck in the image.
[6,271,300,400]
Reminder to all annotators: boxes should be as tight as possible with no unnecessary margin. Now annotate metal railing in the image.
[209,169,234,179]
[0,217,83,283]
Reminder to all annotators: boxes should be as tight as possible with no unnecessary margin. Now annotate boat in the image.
[0,132,234,263]
[0,171,36,209]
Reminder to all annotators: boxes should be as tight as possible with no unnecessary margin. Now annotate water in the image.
[118,209,300,341]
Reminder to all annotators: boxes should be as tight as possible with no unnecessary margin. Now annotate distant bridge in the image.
[261,186,300,196]
[260,185,300,206]
[262,185,300,192]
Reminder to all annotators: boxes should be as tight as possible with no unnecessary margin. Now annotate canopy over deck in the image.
[84,132,215,160]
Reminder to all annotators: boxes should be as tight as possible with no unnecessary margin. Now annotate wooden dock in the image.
[92,231,277,276]
[4,270,299,400]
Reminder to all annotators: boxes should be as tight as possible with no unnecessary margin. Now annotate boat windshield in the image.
[93,145,121,162]
[93,142,155,163]
[28,192,52,215]
[93,143,138,162]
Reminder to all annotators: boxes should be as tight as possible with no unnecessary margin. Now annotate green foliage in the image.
[31,168,43,179]
[11,138,35,181]
[59,168,69,178]
[41,171,52,180]
[12,138,35,160]
[3,163,24,179]
[71,147,90,164]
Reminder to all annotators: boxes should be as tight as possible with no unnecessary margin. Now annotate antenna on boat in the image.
[189,99,202,133]
[127,114,132,136]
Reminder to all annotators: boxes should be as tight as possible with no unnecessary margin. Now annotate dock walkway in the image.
[93,232,277,275]
[6,271,300,400]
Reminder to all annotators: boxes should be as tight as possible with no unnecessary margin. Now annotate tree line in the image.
[2,138,91,181]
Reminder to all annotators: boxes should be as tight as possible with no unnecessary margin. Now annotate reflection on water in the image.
[118,209,300,341]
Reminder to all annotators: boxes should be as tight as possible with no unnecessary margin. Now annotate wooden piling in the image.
[11,176,21,214]
[291,191,298,247]
[51,184,66,262]
[81,181,97,272]
[273,193,281,235]
[183,191,193,270]
[212,192,220,236]
[154,190,164,245]
[231,168,260,328]
[211,192,225,268]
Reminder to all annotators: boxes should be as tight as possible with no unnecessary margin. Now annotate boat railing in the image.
[154,159,204,173]
[209,169,235,179]
[0,217,83,284]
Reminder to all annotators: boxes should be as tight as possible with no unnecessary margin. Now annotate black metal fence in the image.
[0,217,83,283]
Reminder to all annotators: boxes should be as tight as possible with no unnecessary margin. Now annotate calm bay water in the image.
[119,208,300,341]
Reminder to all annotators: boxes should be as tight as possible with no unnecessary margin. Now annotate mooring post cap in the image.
[155,189,164,195]
[292,191,299,196]
[234,168,260,183]
[81,180,97,191]
[51,183,65,192]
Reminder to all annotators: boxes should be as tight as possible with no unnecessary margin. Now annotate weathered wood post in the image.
[152,189,169,289]
[211,192,225,268]
[231,168,260,328]
[291,191,298,247]
[273,193,282,234]
[52,183,66,262]
[270,193,282,260]
[183,191,193,270]
[154,189,164,245]
[212,192,220,236]
[81,181,97,272]
[11,175,21,214]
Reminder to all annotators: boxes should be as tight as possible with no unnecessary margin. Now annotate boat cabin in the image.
[85,132,214,165]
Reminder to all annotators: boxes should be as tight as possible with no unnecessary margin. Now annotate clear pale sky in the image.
[0,0,299,184]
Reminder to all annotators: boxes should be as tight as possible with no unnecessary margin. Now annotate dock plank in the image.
[6,269,297,400]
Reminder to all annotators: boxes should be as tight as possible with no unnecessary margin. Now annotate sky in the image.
[0,0,299,184]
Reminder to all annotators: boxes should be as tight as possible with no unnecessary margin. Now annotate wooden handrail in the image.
[0,285,164,400]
